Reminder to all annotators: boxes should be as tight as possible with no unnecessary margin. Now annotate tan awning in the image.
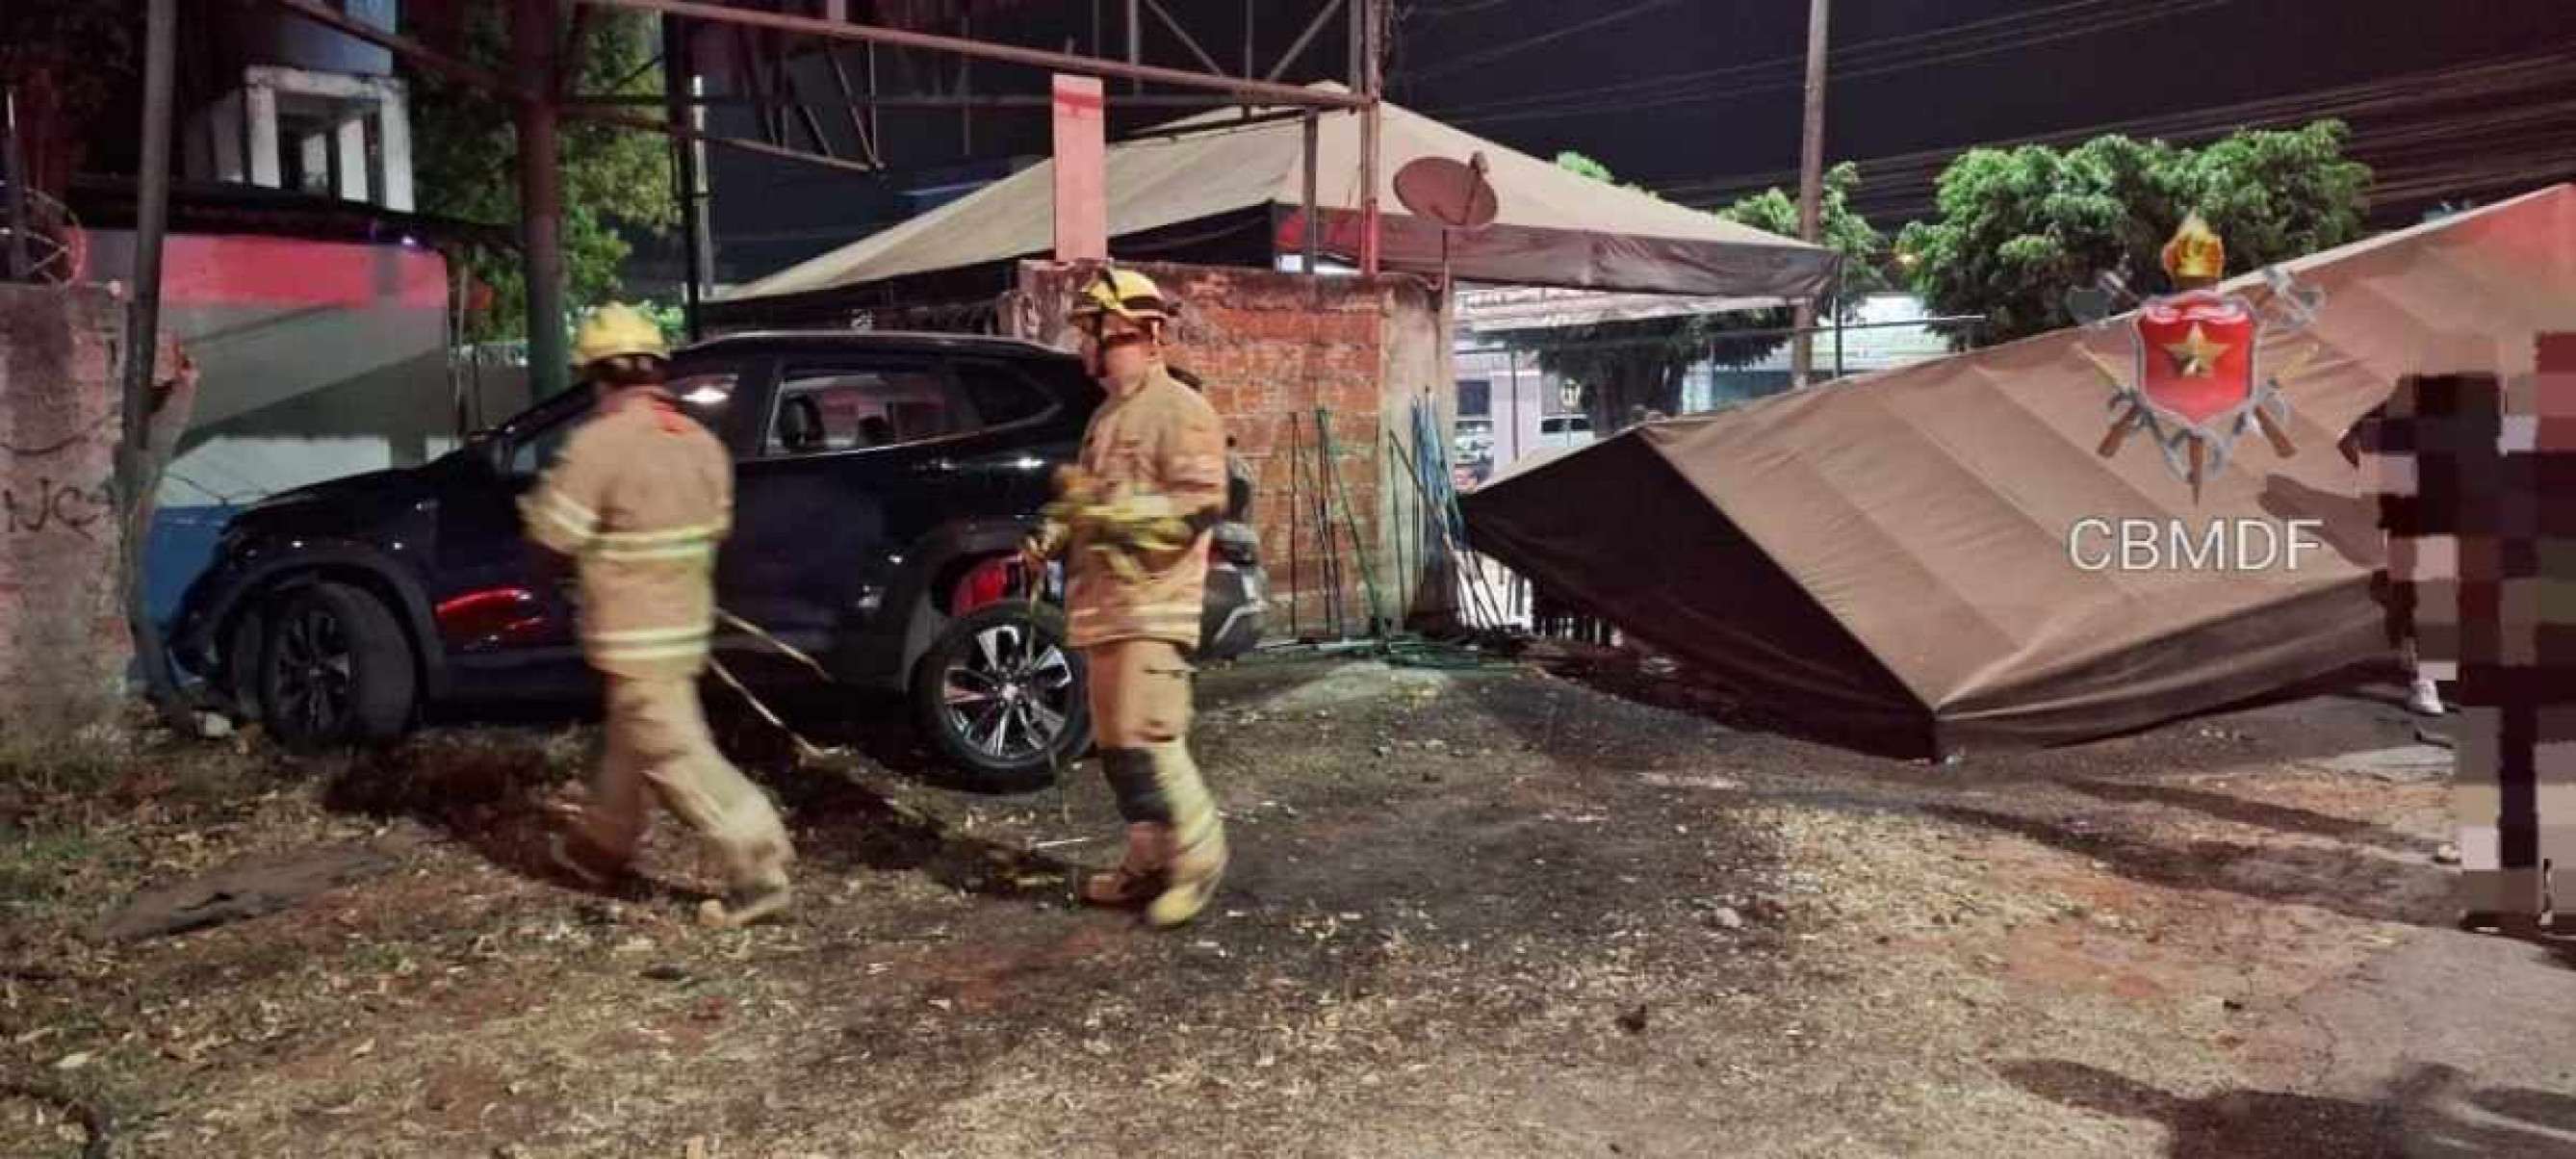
[1463,184,2576,758]
[723,83,1836,304]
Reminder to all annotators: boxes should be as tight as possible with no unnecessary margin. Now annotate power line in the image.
[1644,49,2576,217]
[1444,0,2239,125]
[1405,0,1687,83]
[1422,0,2143,119]
[1400,0,1524,18]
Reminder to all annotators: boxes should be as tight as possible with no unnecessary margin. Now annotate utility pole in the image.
[1790,0,1829,387]
[514,0,568,399]
[1358,0,1383,275]
[123,0,193,732]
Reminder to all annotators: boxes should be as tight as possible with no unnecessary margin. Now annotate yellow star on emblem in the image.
[2162,323,2231,377]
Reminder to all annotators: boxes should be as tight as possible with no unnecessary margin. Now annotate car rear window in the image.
[766,366,962,456]
[955,361,1057,427]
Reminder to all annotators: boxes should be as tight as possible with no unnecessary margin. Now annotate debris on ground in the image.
[0,658,2528,1156]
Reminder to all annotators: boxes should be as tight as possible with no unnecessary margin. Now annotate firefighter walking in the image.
[1024,268,1232,929]
[528,303,795,929]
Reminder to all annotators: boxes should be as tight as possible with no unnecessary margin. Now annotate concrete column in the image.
[208,91,245,182]
[376,82,414,212]
[245,83,282,187]
[181,112,214,184]
[336,116,371,202]
[300,133,330,194]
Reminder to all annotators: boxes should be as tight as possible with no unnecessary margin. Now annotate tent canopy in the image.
[1463,184,2576,759]
[723,83,1837,305]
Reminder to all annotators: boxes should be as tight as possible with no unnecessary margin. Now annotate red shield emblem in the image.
[2132,291,2258,429]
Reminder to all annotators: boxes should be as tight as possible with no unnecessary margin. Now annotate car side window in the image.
[666,371,740,432]
[764,365,962,456]
[954,361,1057,428]
[504,372,740,476]
[508,407,584,476]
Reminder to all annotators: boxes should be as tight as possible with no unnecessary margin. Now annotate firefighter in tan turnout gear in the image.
[1024,268,1232,929]
[528,303,795,929]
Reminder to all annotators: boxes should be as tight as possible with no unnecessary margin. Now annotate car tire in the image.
[223,607,268,720]
[911,600,1092,790]
[257,581,419,752]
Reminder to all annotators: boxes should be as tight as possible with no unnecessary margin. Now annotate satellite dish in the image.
[1394,152,1498,232]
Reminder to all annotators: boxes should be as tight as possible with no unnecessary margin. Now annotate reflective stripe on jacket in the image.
[1066,366,1228,649]
[522,390,733,679]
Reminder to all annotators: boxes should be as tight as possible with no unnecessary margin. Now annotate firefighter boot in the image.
[1088,750,1172,909]
[1081,821,1170,908]
[2409,673,2446,716]
[699,874,793,929]
[1145,741,1226,929]
[698,827,796,929]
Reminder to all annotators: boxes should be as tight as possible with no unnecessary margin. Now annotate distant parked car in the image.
[1537,414,1594,450]
[170,331,1268,786]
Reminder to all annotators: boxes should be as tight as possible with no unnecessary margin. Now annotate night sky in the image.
[1386,0,2576,224]
[675,0,2576,280]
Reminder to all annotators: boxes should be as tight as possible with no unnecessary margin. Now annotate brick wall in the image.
[1010,260,1454,640]
[0,286,133,740]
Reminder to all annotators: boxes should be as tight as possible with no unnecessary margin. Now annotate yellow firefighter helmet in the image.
[572,302,669,369]
[1067,266,1172,329]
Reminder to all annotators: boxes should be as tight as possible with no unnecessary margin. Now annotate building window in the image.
[1457,379,1491,418]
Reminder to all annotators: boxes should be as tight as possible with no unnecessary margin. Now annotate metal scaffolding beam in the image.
[578,0,1368,109]
[567,91,1268,110]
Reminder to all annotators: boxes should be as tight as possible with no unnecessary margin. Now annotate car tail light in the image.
[951,556,1031,615]
[435,586,550,650]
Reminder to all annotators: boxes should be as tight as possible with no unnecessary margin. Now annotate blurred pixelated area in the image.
[2360,333,2576,919]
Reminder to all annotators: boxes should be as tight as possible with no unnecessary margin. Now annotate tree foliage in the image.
[1504,153,1885,433]
[411,9,677,342]
[0,0,139,199]
[1897,120,2371,349]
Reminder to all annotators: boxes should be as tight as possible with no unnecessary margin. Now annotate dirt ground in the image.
[4,648,2575,1157]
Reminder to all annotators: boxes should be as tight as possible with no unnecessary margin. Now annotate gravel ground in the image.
[2,650,2570,1157]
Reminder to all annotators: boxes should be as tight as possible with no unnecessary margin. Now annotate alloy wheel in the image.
[939,621,1076,762]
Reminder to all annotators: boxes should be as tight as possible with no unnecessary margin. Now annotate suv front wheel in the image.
[911,601,1091,789]
[255,580,419,752]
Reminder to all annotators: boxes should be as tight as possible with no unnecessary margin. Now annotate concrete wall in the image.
[1008,260,1455,639]
[0,287,132,739]
[81,229,453,627]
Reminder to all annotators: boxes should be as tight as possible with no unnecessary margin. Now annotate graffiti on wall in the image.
[1,476,116,538]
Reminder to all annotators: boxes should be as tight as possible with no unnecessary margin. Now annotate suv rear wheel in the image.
[911,601,1090,789]
[256,581,418,752]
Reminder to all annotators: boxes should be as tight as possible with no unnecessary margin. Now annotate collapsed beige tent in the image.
[1463,184,2576,758]
[720,82,1836,308]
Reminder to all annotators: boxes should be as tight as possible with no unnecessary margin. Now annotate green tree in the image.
[0,0,138,205]
[1505,153,1885,433]
[411,9,677,344]
[1897,120,2370,349]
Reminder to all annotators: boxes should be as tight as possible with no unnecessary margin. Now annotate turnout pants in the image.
[1086,639,1221,860]
[574,676,793,891]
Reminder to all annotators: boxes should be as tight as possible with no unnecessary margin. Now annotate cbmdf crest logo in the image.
[2074,214,2321,501]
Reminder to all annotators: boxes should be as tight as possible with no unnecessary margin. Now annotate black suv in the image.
[169,332,1269,784]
